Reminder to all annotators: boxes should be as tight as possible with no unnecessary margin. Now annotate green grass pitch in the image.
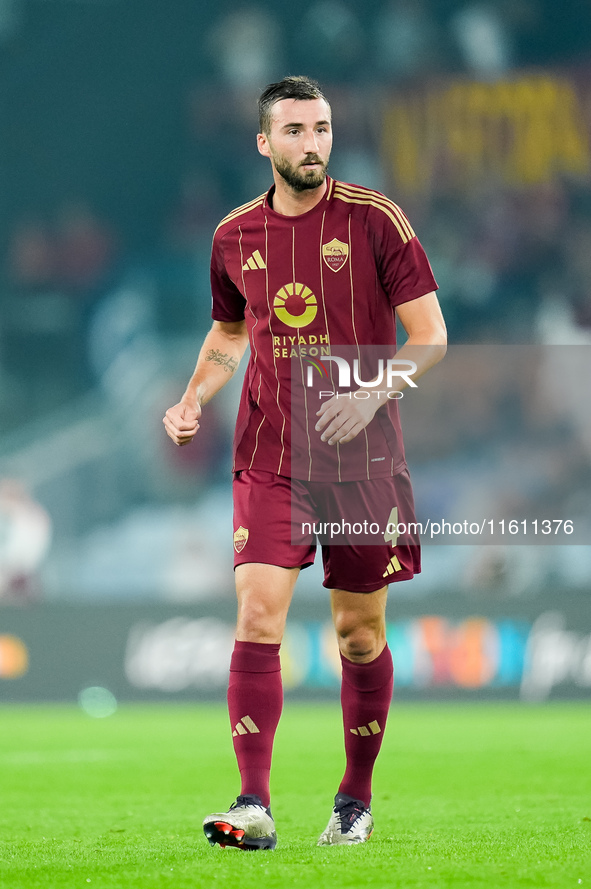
[1,702,590,888]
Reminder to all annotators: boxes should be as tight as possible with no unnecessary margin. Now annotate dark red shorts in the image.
[232,469,421,593]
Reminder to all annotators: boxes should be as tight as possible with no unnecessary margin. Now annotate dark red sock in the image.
[227,640,282,809]
[338,645,394,808]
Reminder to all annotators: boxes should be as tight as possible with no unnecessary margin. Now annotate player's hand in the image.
[315,393,381,446]
[163,401,201,446]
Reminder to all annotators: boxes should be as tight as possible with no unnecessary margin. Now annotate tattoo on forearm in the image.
[205,349,238,373]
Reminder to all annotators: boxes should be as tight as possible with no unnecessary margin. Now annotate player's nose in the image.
[302,130,320,154]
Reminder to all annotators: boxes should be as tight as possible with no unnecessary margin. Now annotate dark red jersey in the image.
[211,177,438,481]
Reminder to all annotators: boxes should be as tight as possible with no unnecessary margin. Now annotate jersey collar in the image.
[263,176,334,219]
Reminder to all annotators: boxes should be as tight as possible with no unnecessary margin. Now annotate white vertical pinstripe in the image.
[347,214,371,480]
[238,224,264,470]
[290,225,314,481]
[318,211,340,481]
[261,216,287,476]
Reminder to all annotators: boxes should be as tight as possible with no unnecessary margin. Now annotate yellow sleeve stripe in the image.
[334,182,414,236]
[333,183,415,242]
[334,183,415,240]
[215,194,266,234]
[334,189,411,243]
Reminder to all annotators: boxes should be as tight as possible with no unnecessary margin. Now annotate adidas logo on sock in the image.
[383,555,402,577]
[232,715,260,737]
[242,250,266,271]
[350,720,381,736]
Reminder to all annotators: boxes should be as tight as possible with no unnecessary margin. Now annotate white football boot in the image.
[317,793,374,845]
[203,794,277,850]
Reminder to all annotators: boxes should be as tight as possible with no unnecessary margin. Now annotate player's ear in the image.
[257,132,271,159]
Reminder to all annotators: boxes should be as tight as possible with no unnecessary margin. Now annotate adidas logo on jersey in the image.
[242,250,266,271]
[383,554,402,577]
[232,715,260,737]
[350,720,381,736]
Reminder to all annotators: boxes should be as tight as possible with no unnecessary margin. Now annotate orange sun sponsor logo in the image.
[322,238,349,272]
[233,526,249,553]
[273,282,318,328]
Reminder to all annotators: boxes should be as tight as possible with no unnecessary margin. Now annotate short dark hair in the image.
[258,75,330,136]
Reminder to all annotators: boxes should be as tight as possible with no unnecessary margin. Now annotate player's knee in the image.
[334,617,385,662]
[339,634,381,662]
[236,596,286,643]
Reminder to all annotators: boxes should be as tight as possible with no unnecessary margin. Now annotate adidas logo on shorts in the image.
[383,555,402,577]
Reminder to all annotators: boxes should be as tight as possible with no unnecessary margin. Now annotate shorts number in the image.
[384,506,399,547]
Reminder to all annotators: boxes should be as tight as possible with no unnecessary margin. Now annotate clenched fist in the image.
[163,401,201,446]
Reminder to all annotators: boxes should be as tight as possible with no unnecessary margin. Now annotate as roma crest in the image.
[233,526,249,553]
[322,238,349,273]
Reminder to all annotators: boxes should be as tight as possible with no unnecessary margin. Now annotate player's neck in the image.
[270,176,328,217]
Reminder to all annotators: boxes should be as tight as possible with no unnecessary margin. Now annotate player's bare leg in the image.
[203,563,298,850]
[235,562,299,644]
[318,586,393,845]
[330,586,388,663]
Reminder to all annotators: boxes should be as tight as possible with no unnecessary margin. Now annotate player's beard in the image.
[273,151,329,192]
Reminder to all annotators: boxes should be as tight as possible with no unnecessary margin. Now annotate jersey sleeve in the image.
[210,231,246,322]
[374,208,438,308]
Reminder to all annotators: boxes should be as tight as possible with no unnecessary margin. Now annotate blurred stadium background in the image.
[0,0,590,704]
